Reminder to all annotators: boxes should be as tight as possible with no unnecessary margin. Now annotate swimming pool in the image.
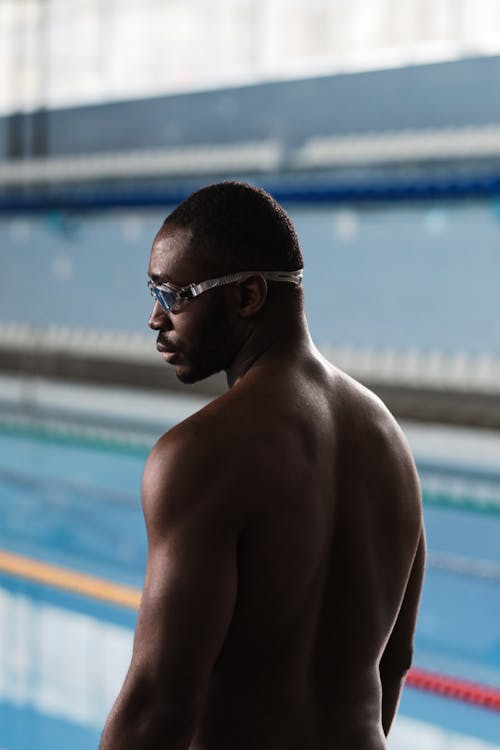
[1,380,499,750]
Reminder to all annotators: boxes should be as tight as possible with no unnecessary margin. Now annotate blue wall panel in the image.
[2,200,500,356]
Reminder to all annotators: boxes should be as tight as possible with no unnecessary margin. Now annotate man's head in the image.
[161,181,303,276]
[148,181,304,384]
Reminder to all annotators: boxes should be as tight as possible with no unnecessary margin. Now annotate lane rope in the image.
[406,667,500,712]
[0,549,141,610]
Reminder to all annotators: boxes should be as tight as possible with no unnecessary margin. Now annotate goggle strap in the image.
[261,270,304,285]
[188,269,303,298]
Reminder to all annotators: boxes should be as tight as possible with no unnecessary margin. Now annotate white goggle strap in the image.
[261,270,303,285]
[188,269,303,298]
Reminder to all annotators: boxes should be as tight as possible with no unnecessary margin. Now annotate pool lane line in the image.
[0,419,153,457]
[0,549,142,610]
[424,491,500,517]
[407,668,500,712]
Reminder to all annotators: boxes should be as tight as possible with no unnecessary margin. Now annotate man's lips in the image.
[156,338,176,354]
[156,339,179,362]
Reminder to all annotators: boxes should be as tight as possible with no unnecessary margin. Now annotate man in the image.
[100,182,425,749]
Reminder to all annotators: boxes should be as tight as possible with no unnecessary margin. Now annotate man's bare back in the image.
[100,183,424,750]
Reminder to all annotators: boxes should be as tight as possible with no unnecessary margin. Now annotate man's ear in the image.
[236,274,268,318]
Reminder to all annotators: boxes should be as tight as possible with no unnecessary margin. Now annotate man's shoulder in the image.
[334,366,414,464]
[145,407,228,485]
[332,368,422,517]
[155,391,249,456]
[146,389,264,487]
[142,398,256,531]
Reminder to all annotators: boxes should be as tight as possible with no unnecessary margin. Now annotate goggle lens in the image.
[148,281,178,312]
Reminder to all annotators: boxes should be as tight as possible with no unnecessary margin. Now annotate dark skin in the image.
[100,227,425,750]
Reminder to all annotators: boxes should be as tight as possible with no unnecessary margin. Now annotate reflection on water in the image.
[0,585,132,729]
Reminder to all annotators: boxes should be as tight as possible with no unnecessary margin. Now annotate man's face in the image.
[148,228,238,384]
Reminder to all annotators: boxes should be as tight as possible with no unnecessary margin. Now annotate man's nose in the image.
[148,301,172,330]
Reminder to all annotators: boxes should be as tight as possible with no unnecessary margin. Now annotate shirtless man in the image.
[100,182,425,750]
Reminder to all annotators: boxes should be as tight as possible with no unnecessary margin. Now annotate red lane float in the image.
[406,667,500,712]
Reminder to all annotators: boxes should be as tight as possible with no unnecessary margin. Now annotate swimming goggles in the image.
[148,269,303,313]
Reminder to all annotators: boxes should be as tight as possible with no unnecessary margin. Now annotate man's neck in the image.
[225,311,312,389]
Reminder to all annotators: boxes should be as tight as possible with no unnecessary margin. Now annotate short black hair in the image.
[161,181,304,274]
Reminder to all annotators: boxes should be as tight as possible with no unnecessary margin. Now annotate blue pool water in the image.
[1,424,499,750]
[0,429,147,586]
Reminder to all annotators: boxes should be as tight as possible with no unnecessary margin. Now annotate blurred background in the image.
[1,1,500,748]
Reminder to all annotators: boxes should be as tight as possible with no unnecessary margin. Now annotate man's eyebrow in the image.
[149,272,182,288]
[149,272,175,285]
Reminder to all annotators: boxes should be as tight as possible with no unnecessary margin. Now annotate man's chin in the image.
[174,363,222,385]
